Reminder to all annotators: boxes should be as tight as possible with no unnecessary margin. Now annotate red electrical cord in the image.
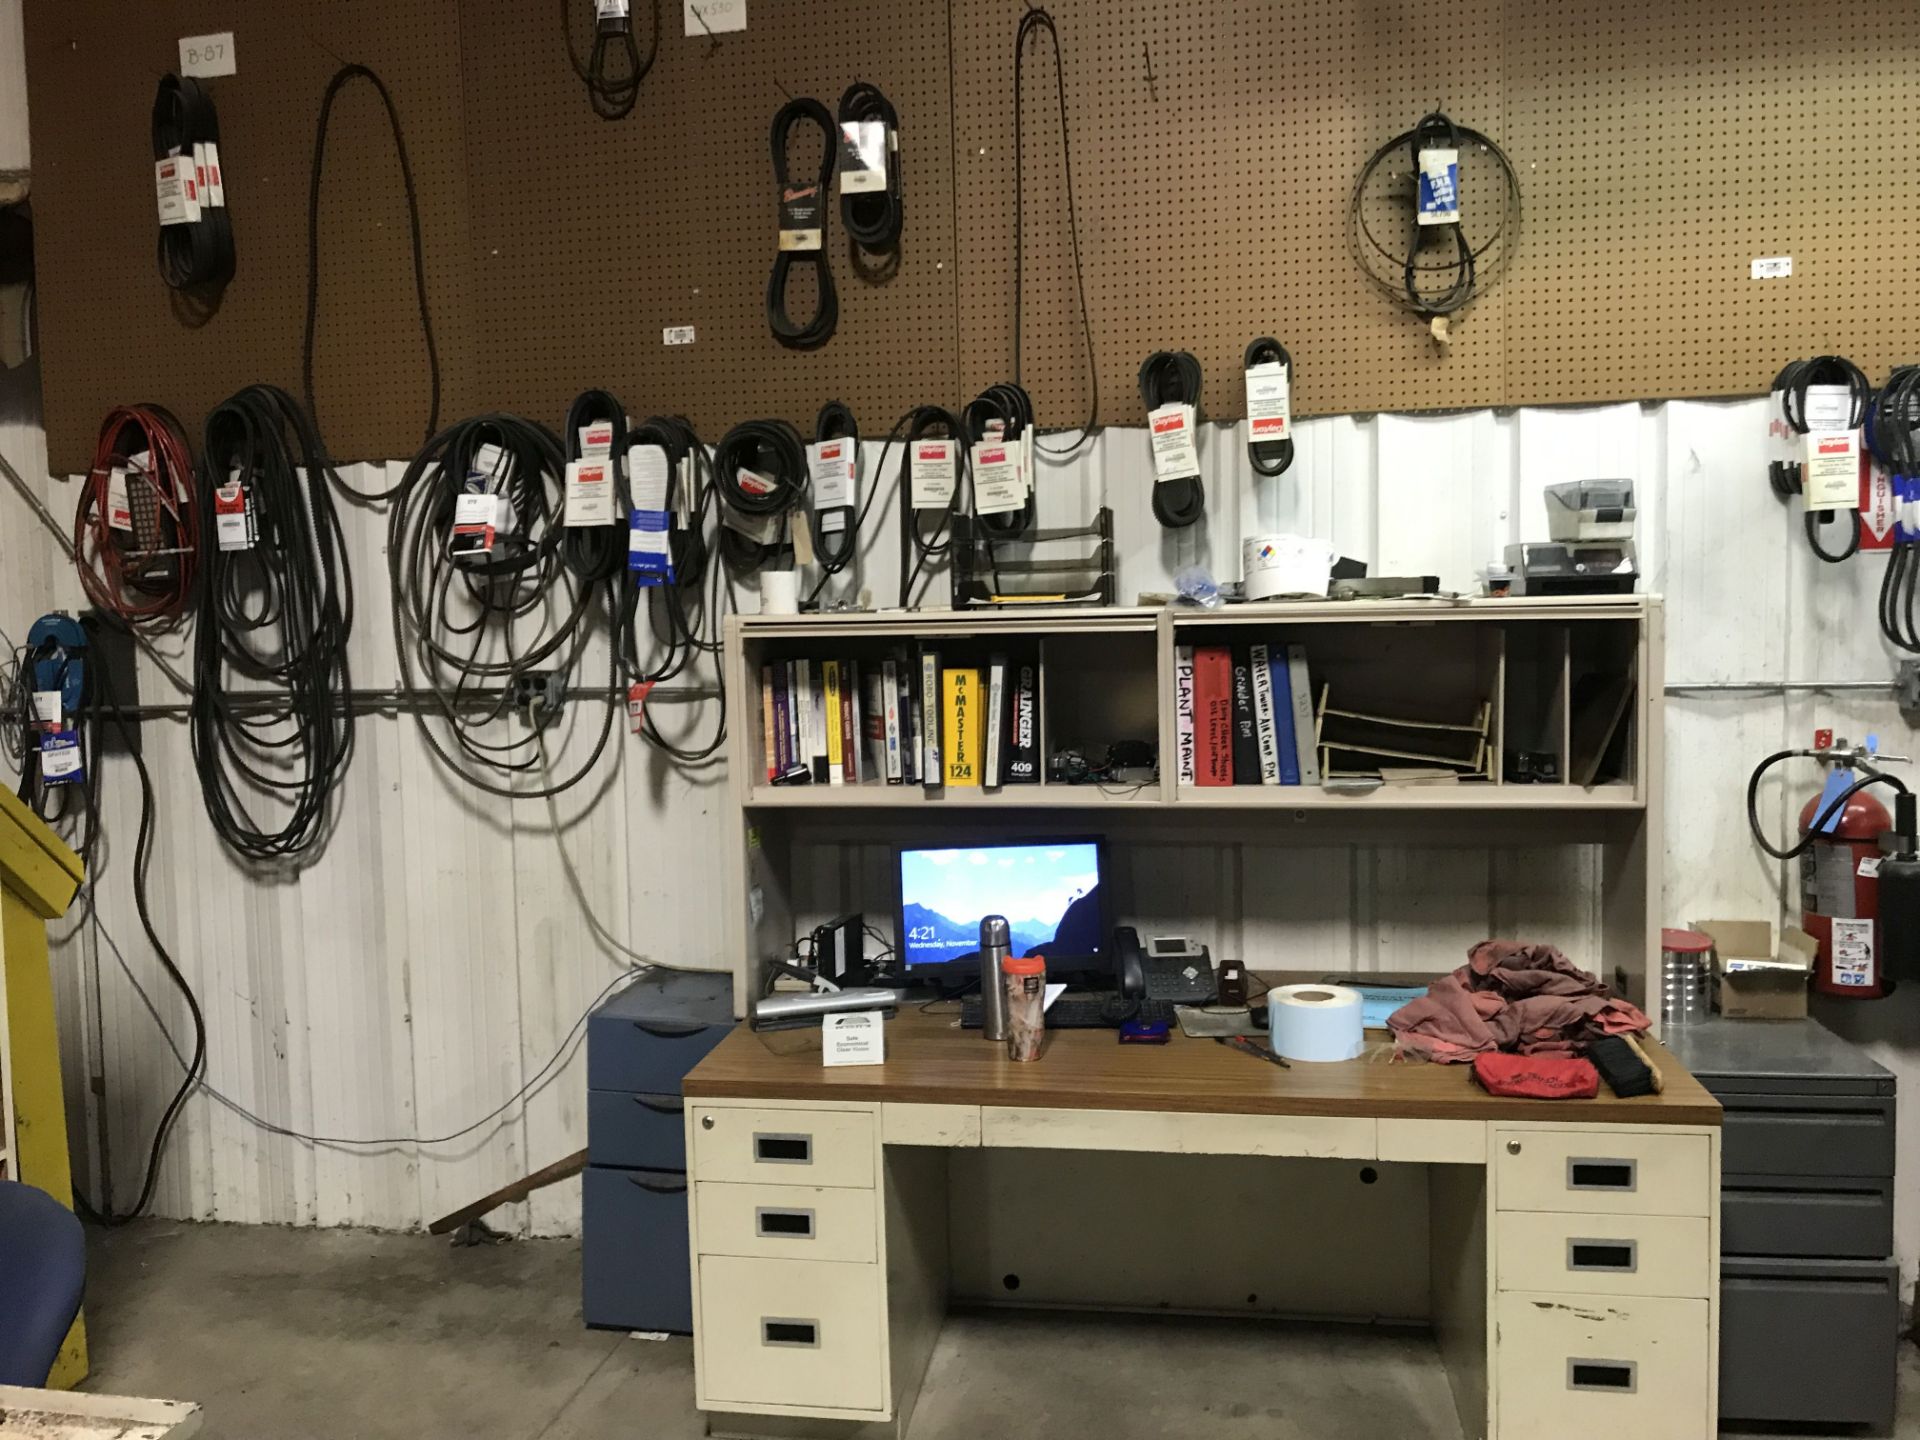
[73,405,199,627]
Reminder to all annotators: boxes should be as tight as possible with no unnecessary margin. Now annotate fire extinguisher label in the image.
[1830,917,1875,988]
[1803,846,1859,918]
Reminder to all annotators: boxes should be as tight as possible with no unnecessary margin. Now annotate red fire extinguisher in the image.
[1750,731,1909,998]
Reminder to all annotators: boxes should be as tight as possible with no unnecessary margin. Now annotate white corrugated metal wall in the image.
[3,0,1915,1286]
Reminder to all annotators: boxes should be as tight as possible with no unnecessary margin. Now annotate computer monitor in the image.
[895,837,1108,976]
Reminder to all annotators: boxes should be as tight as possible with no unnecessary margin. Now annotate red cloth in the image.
[1473,1051,1600,1100]
[1387,940,1652,1064]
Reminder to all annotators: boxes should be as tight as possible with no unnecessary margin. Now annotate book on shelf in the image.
[1007,654,1039,784]
[1249,642,1282,785]
[942,667,982,787]
[1192,645,1234,786]
[1174,644,1197,785]
[822,660,846,785]
[984,653,1008,788]
[864,666,893,782]
[1230,647,1261,785]
[771,664,793,777]
[786,660,803,775]
[1287,643,1320,785]
[896,651,918,785]
[842,659,862,783]
[882,657,904,782]
[760,663,778,782]
[794,659,810,783]
[920,649,941,788]
[1260,644,1300,785]
[811,661,830,783]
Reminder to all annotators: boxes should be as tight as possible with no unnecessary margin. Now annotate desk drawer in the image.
[1721,1173,1894,1259]
[1495,1129,1711,1217]
[696,1256,885,1414]
[694,1182,878,1264]
[1496,1211,1711,1299]
[582,1166,691,1332]
[690,1106,875,1189]
[1494,1291,1710,1440]
[588,1089,687,1170]
[1719,1095,1894,1179]
[1719,1257,1898,1427]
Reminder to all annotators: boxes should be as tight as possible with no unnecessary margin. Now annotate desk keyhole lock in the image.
[1505,1140,1522,1155]
[701,1115,715,1131]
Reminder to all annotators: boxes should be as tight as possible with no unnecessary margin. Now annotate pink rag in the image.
[1387,940,1651,1064]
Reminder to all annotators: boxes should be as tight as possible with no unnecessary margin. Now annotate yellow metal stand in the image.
[0,787,88,1388]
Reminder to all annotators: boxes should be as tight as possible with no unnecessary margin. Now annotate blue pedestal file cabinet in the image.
[582,971,734,1332]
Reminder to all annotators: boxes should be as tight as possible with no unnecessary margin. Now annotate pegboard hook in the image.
[1144,42,1157,101]
[689,3,722,57]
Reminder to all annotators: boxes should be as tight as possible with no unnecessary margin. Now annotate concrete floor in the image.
[77,1221,1917,1439]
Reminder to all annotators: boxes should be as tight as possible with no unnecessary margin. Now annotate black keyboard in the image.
[959,994,1178,1030]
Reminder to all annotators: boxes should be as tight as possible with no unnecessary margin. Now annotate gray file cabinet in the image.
[583,972,734,1333]
[1663,1018,1898,1430]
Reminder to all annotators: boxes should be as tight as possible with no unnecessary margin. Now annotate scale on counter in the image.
[1505,480,1639,596]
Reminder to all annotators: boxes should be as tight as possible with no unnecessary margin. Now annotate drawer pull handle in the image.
[1567,1239,1637,1272]
[633,1095,684,1114]
[754,1132,813,1165]
[1567,1359,1636,1393]
[762,1318,820,1348]
[1568,1158,1636,1192]
[627,1176,688,1195]
[755,1207,816,1239]
[633,1020,709,1039]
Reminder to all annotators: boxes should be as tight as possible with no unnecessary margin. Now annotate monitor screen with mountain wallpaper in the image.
[895,838,1108,975]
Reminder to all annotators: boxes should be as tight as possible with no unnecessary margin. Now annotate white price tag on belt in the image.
[596,0,631,17]
[720,501,782,546]
[40,729,83,783]
[1148,403,1200,482]
[578,422,616,458]
[1801,384,1856,433]
[910,440,956,507]
[106,467,134,531]
[154,156,193,226]
[564,459,615,528]
[1802,430,1860,511]
[837,120,888,194]
[736,467,778,500]
[808,439,856,509]
[971,442,1024,515]
[204,140,226,206]
[1245,362,1291,442]
[31,691,61,726]
[451,491,502,553]
[214,478,255,551]
[1417,147,1459,225]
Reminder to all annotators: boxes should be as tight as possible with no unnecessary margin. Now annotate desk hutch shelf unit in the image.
[720,594,1665,1019]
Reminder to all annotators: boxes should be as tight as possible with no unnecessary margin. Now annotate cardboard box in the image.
[1696,919,1817,1020]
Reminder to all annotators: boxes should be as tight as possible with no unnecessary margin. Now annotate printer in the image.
[1505,479,1638,596]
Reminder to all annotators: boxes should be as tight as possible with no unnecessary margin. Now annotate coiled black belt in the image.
[561,388,628,583]
[1872,366,1920,651]
[964,384,1036,541]
[1243,337,1294,477]
[899,405,965,608]
[1770,355,1870,564]
[837,82,903,256]
[812,401,860,574]
[715,418,808,571]
[1139,350,1204,528]
[767,99,838,349]
[152,74,234,290]
[563,0,658,120]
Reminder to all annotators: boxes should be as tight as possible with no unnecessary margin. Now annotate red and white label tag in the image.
[1149,402,1200,481]
[106,467,134,531]
[1861,454,1895,551]
[1245,361,1291,441]
[564,459,615,528]
[627,679,656,734]
[452,491,500,549]
[808,439,855,510]
[971,443,1023,515]
[910,440,956,507]
[736,467,777,498]
[214,479,254,551]
[579,422,615,458]
[1802,431,1859,511]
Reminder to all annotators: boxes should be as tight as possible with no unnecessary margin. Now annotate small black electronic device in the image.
[1116,927,1218,1004]
[811,913,865,983]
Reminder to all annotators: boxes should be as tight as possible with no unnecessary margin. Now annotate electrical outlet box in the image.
[512,671,567,726]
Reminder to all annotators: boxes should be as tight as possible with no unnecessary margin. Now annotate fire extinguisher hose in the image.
[1746,749,1910,860]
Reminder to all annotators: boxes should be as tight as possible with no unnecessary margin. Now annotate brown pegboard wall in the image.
[456,0,959,444]
[1501,0,1920,406]
[21,0,1920,472]
[24,1,480,471]
[952,0,1511,426]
